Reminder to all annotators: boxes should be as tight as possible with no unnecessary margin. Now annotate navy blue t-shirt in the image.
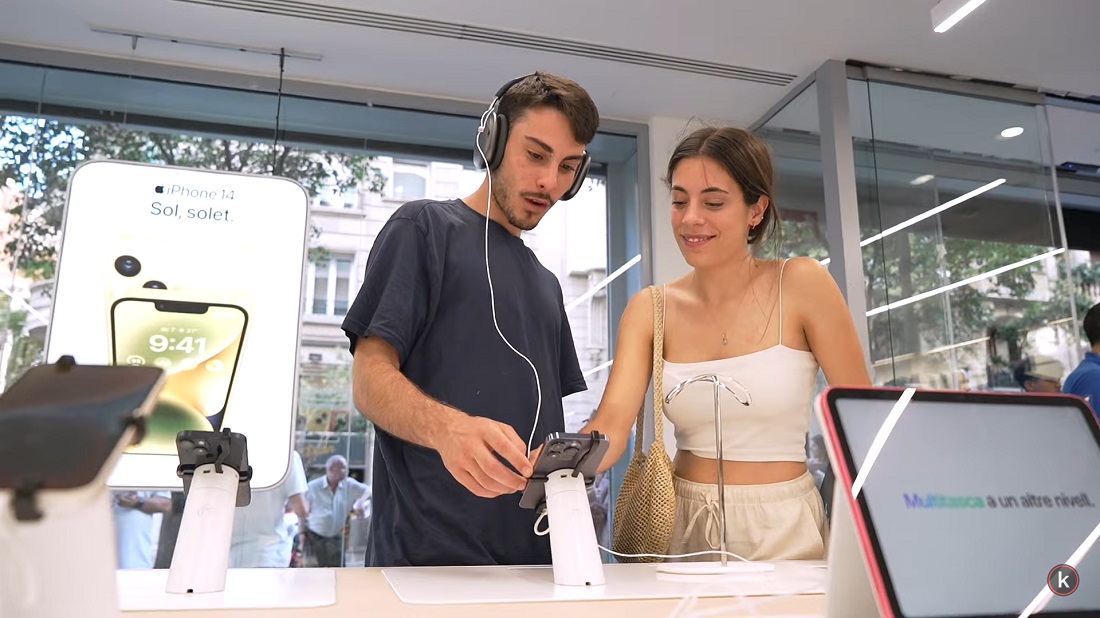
[1064,351,1100,418]
[341,199,587,567]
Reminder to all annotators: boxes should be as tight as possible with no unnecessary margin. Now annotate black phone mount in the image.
[3,355,157,522]
[175,428,253,507]
[520,431,608,511]
[569,431,604,480]
[530,431,606,483]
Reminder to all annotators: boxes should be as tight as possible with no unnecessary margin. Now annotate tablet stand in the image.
[543,468,606,586]
[657,373,771,576]
[0,357,162,618]
[1,477,123,618]
[824,481,883,617]
[166,429,253,595]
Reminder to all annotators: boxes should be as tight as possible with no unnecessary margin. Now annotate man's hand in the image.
[528,445,543,470]
[116,492,141,509]
[437,416,534,498]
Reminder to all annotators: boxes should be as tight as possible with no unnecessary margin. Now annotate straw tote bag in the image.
[611,285,676,562]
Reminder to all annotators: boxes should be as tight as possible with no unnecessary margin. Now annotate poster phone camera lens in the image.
[143,280,166,290]
[114,255,141,277]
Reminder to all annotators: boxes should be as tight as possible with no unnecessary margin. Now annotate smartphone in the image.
[0,360,164,493]
[110,296,248,455]
[519,432,609,509]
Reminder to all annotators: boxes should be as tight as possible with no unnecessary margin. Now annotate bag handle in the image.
[632,285,666,457]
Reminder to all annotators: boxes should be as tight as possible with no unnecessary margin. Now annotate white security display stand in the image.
[543,468,606,587]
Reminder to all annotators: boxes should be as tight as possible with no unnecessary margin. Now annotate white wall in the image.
[648,117,695,288]
[646,116,693,456]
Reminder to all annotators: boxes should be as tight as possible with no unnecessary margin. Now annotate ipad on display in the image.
[45,160,309,491]
[816,386,1100,618]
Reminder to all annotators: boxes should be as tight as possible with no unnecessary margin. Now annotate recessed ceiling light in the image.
[910,174,935,185]
[1000,127,1024,138]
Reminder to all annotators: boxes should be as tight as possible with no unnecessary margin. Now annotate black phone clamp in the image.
[166,428,253,595]
[174,428,253,504]
[570,431,604,479]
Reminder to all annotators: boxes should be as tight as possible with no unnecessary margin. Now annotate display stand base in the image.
[117,568,337,611]
[656,561,776,576]
[383,561,825,605]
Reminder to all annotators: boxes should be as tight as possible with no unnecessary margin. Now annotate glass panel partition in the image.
[850,79,1074,392]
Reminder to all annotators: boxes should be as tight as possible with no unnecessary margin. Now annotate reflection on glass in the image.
[757,83,830,261]
[851,79,1074,392]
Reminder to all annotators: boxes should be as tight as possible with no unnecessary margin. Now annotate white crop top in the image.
[661,261,820,462]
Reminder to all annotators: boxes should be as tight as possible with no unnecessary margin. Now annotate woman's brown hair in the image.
[665,126,781,251]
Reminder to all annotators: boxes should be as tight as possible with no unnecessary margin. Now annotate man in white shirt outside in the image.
[303,454,369,567]
[113,490,173,569]
[229,450,310,567]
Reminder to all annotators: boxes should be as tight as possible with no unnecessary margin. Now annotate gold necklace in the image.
[694,262,756,348]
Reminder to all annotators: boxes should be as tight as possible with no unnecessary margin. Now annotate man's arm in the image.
[287,493,309,521]
[353,335,533,498]
[351,485,370,519]
[117,492,173,515]
[353,336,466,450]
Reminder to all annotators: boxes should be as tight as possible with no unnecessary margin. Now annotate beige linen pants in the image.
[668,471,828,562]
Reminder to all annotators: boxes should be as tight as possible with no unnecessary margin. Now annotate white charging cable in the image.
[531,511,755,565]
[475,109,543,457]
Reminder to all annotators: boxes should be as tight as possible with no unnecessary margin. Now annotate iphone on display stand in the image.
[519,432,609,509]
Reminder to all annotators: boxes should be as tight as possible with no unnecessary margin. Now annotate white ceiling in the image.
[2,0,1099,129]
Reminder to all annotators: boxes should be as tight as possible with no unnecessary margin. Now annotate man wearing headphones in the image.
[342,72,600,567]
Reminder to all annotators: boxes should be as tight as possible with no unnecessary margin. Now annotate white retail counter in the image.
[118,562,826,617]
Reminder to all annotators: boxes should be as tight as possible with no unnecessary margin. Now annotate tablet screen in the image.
[829,390,1100,617]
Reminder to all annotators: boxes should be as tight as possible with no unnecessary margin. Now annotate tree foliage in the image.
[1,117,386,279]
[778,212,1079,389]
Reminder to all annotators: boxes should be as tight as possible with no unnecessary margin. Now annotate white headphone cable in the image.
[475,109,543,458]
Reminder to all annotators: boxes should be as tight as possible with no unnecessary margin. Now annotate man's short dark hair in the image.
[1084,302,1100,347]
[496,72,600,146]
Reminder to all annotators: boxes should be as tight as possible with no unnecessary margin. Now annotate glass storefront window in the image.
[756,83,831,261]
[0,59,641,568]
[850,79,1074,392]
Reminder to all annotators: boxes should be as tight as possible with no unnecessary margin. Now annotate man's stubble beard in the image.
[491,172,541,232]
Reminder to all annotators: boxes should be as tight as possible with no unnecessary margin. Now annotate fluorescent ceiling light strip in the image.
[851,387,915,499]
[866,248,1065,317]
[583,359,614,378]
[933,0,989,33]
[565,254,641,312]
[1017,520,1100,617]
[860,178,1006,247]
[0,284,46,324]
